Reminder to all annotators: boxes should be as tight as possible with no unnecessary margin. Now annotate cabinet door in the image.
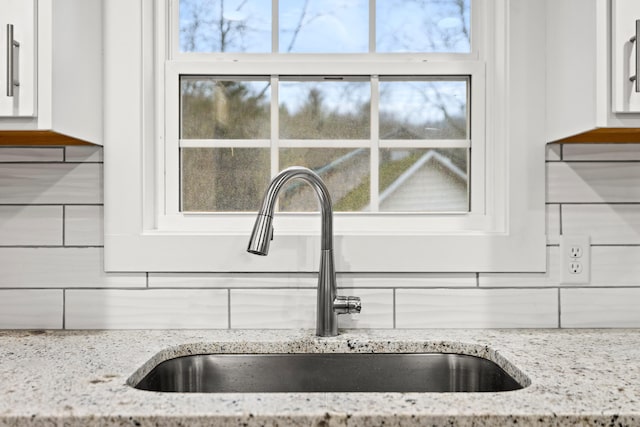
[613,0,640,113]
[0,0,35,117]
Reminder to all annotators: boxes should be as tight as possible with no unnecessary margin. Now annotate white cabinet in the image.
[612,0,640,113]
[546,0,640,142]
[0,0,102,145]
[0,0,36,117]
[49,0,103,144]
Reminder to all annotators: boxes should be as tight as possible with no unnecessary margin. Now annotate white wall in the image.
[0,143,639,329]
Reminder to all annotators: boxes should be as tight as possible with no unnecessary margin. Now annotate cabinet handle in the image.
[6,24,20,97]
[630,19,640,93]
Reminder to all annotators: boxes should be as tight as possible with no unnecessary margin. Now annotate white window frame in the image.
[104,0,547,273]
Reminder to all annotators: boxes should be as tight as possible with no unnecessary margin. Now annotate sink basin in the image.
[133,353,523,393]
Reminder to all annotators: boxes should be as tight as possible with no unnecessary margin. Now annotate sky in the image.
[179,0,470,53]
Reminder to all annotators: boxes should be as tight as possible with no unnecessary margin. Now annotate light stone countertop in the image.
[0,329,639,426]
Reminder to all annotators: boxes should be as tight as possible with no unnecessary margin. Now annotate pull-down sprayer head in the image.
[247,214,274,256]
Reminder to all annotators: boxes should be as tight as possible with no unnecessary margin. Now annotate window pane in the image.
[181,148,270,212]
[179,0,271,53]
[379,79,468,139]
[379,148,468,212]
[376,0,471,53]
[279,148,370,212]
[279,0,368,53]
[279,80,370,139]
[181,77,270,139]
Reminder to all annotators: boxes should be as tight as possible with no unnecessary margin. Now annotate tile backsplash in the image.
[1,144,639,329]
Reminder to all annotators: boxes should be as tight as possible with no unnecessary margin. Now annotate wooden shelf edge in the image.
[0,130,96,146]
[550,128,640,144]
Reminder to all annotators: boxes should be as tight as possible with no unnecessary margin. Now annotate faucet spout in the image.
[247,166,361,337]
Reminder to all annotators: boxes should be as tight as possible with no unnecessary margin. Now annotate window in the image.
[164,0,483,231]
[104,0,546,273]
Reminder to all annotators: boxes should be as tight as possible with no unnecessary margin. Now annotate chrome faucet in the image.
[247,166,361,337]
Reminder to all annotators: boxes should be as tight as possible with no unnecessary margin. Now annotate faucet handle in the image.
[333,295,362,315]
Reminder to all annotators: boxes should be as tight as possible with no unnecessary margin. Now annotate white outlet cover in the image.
[560,235,590,284]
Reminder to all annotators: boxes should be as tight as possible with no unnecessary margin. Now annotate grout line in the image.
[228,289,232,329]
[560,143,563,161]
[0,285,629,291]
[62,205,66,246]
[591,243,640,247]
[558,288,562,329]
[392,289,396,329]
[0,162,87,165]
[0,204,104,208]
[0,245,68,249]
[0,286,640,292]
[146,272,149,288]
[559,204,563,236]
[4,285,640,293]
[551,202,640,205]
[557,159,640,163]
[62,289,66,330]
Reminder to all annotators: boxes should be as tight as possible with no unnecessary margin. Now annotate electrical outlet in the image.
[568,262,582,274]
[569,246,583,258]
[560,235,590,284]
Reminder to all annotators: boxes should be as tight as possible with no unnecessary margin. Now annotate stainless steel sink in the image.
[133,353,523,393]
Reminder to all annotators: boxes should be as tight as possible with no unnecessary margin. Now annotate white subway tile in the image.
[0,164,102,204]
[561,288,640,327]
[65,206,103,246]
[0,290,62,329]
[338,288,393,328]
[546,144,561,161]
[230,289,316,329]
[591,246,640,286]
[0,206,62,246]
[562,204,640,244]
[65,289,228,329]
[479,246,560,287]
[337,273,476,288]
[547,162,640,203]
[482,247,640,287]
[563,144,640,161]
[149,273,317,288]
[230,289,393,330]
[0,147,64,162]
[546,205,561,244]
[396,288,558,328]
[230,288,392,329]
[0,248,145,288]
[150,273,476,289]
[65,146,103,163]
